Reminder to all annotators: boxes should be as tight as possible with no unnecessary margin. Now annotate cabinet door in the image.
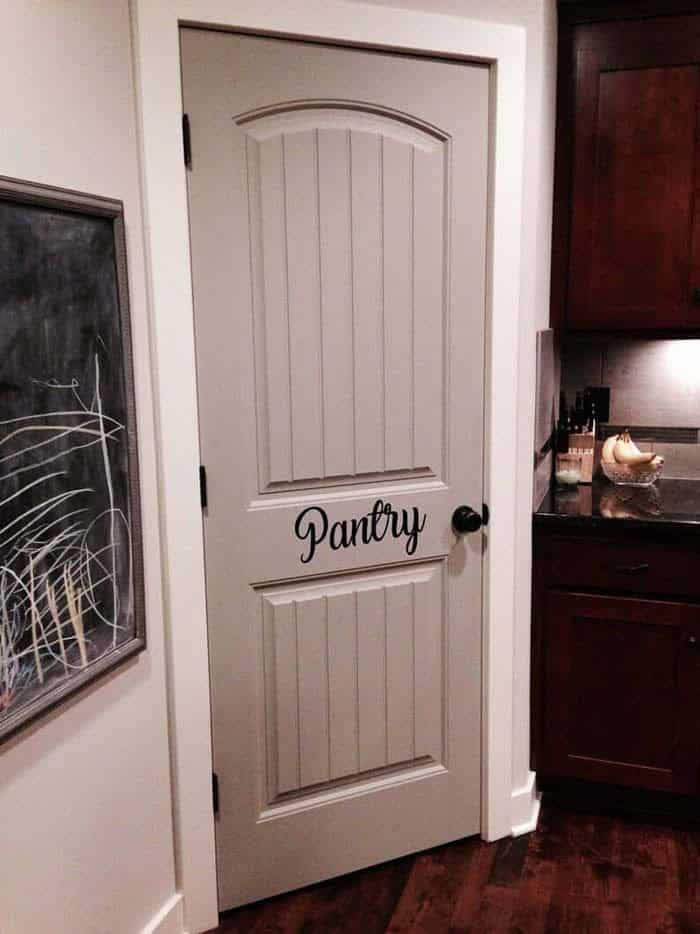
[568,17,700,330]
[542,591,700,793]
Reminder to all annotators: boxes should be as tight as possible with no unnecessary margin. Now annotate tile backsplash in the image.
[562,336,700,479]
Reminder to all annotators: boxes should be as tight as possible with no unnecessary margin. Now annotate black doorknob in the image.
[452,505,483,535]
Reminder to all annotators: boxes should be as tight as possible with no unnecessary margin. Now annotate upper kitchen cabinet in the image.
[552,3,700,331]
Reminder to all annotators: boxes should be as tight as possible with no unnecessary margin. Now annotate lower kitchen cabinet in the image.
[532,528,700,796]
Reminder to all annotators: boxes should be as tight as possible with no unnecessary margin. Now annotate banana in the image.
[626,434,643,456]
[613,444,655,466]
[601,434,618,464]
[613,429,655,466]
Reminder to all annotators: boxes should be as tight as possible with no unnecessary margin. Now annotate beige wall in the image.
[362,0,558,809]
[0,4,177,932]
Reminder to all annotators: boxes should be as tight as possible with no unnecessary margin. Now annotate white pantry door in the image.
[182,29,490,910]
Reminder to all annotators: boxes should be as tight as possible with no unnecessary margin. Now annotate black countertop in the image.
[534,478,700,535]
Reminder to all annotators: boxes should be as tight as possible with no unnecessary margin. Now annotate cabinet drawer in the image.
[547,537,700,598]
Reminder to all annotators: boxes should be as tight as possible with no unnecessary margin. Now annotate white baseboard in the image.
[141,893,186,934]
[511,771,541,837]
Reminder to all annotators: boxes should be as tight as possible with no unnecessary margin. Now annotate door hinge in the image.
[212,771,220,815]
[482,503,490,527]
[182,113,192,169]
[199,465,208,510]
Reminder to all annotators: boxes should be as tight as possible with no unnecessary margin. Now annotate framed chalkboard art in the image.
[0,177,145,742]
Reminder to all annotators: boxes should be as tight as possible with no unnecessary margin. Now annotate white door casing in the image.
[132,3,526,930]
[183,30,489,909]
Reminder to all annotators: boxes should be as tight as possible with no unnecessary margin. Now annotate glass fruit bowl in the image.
[600,458,663,488]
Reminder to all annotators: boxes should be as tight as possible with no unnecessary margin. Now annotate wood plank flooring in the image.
[210,798,700,932]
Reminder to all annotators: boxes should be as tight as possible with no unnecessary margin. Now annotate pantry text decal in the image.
[294,499,427,564]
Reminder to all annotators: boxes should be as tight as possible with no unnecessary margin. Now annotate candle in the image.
[555,453,583,488]
[555,467,582,486]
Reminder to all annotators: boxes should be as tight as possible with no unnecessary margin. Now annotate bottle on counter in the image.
[566,389,596,483]
[556,408,570,453]
[587,399,597,435]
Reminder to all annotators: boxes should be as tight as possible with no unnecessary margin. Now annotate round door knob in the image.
[688,635,698,650]
[452,505,483,535]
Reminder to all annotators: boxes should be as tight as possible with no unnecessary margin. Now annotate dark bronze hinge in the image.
[212,771,219,815]
[182,113,192,169]
[199,465,208,510]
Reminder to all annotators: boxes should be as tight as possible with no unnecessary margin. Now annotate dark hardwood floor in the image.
[210,798,700,933]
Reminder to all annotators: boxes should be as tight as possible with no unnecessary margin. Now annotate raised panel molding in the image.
[238,102,447,149]
[243,102,449,491]
[260,561,445,804]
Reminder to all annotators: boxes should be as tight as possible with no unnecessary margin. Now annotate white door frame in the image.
[131,3,526,932]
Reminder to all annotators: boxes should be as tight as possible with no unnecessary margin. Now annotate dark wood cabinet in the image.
[553,4,700,331]
[533,527,700,795]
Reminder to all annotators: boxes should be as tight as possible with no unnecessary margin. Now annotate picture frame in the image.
[0,176,145,742]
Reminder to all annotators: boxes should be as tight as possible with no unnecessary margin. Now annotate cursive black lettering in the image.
[295,506,328,564]
[350,514,371,545]
[406,507,427,555]
[330,519,352,550]
[293,499,427,563]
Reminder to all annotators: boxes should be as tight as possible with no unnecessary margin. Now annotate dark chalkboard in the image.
[0,177,144,741]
